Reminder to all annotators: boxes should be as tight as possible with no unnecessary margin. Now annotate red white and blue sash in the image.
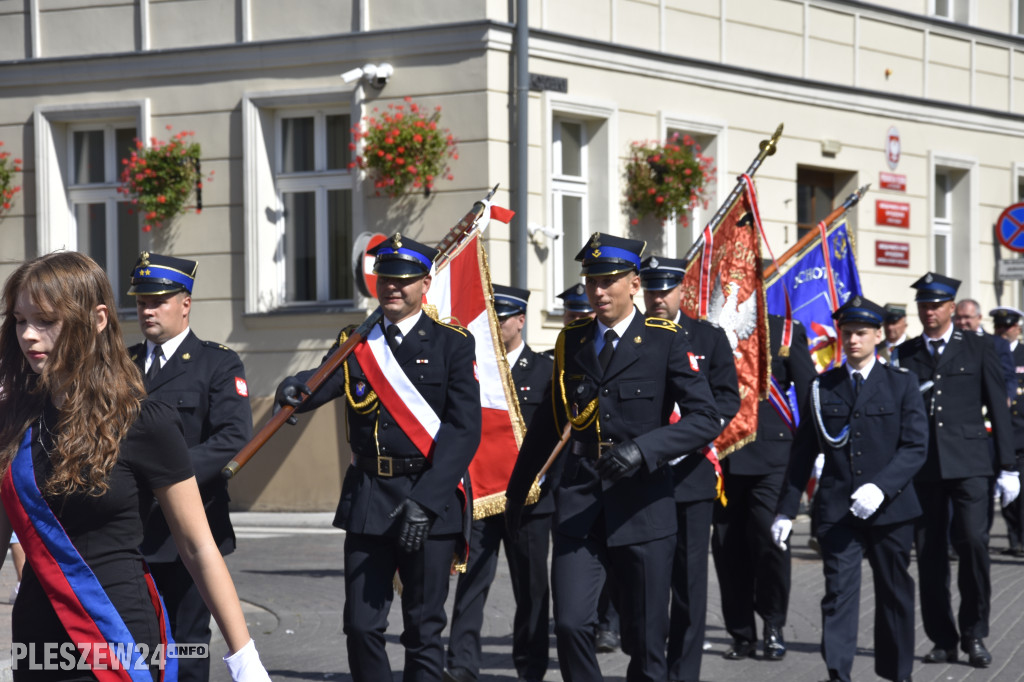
[351,323,442,458]
[767,375,797,433]
[1,428,176,682]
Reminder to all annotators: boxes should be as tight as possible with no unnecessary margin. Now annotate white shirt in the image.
[924,324,954,357]
[506,342,525,367]
[845,354,877,384]
[146,327,190,372]
[384,310,424,345]
[595,308,638,355]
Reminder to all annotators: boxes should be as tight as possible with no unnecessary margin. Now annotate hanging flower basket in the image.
[118,126,212,232]
[624,133,714,225]
[0,141,23,219]
[350,97,458,198]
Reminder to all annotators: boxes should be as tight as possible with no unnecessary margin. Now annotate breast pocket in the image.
[821,402,850,431]
[164,390,200,413]
[619,380,657,424]
[865,402,895,417]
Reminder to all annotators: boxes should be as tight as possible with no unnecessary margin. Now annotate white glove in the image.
[849,483,885,520]
[770,514,792,551]
[996,470,1021,507]
[224,639,271,682]
[811,453,825,481]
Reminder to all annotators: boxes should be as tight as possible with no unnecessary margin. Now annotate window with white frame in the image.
[1018,0,1024,34]
[243,92,358,313]
[932,0,968,23]
[552,118,589,298]
[933,169,952,276]
[659,118,724,257]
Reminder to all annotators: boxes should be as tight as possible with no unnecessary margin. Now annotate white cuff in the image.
[223,639,271,682]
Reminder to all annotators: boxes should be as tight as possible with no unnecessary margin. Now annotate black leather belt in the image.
[570,441,617,459]
[352,453,428,477]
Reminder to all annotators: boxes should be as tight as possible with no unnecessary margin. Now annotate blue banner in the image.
[766,220,862,372]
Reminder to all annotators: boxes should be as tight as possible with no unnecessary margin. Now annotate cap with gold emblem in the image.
[557,283,593,314]
[832,295,886,327]
[640,255,686,291]
[127,252,197,296]
[369,232,438,278]
[574,232,645,277]
[991,306,1024,329]
[911,272,960,302]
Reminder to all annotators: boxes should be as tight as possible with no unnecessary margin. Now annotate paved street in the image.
[5,511,1024,682]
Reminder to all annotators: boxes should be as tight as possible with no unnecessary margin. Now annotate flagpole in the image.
[222,184,501,479]
[763,183,870,281]
[682,123,783,267]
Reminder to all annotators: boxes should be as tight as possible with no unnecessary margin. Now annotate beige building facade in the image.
[1,0,1023,509]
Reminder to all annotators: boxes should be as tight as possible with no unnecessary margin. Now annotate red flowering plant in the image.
[624,132,714,225]
[350,97,458,198]
[118,126,212,232]
[0,141,23,218]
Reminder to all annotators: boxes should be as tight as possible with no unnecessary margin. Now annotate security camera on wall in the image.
[339,62,393,89]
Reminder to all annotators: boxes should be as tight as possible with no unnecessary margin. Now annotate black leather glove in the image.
[388,498,436,552]
[273,376,311,425]
[595,440,643,482]
[504,497,524,544]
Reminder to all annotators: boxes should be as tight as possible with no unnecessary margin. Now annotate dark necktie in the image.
[852,371,864,397]
[386,324,402,355]
[929,338,945,361]
[598,330,618,373]
[146,345,163,384]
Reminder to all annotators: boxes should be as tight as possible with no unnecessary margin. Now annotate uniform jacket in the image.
[671,314,740,502]
[506,308,722,546]
[1009,342,1024,459]
[727,317,817,476]
[894,329,1015,479]
[510,344,560,515]
[778,361,927,526]
[133,331,253,562]
[296,314,482,537]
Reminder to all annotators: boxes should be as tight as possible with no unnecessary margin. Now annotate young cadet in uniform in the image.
[772,297,927,682]
[640,255,740,682]
[445,285,554,682]
[711,313,816,663]
[274,234,482,682]
[127,252,254,682]
[991,306,1024,556]
[505,233,722,682]
[892,273,1020,668]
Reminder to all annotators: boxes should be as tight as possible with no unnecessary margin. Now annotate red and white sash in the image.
[351,323,441,458]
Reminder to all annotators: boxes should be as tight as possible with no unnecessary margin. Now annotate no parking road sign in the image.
[996,202,1024,253]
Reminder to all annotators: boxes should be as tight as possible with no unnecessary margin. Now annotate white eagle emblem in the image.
[708,276,757,358]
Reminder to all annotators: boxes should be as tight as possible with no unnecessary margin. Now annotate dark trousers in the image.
[711,470,790,645]
[818,521,915,682]
[551,530,674,682]
[446,512,551,680]
[148,559,212,682]
[666,498,713,682]
[915,476,992,648]
[343,532,457,682]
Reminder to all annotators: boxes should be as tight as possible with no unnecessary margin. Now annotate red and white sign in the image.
[886,126,901,170]
[876,200,910,228]
[876,241,910,268]
[360,233,388,296]
[879,172,906,192]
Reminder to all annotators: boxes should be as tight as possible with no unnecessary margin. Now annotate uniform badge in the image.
[650,257,660,269]
[234,377,248,397]
[573,283,585,296]
[391,233,403,249]
[633,336,641,344]
[355,380,367,397]
[924,273,933,283]
[688,351,700,372]
[518,357,529,367]
[851,296,862,307]
[182,353,191,361]
[473,361,479,382]
[589,233,602,249]
[520,385,531,392]
[416,358,430,364]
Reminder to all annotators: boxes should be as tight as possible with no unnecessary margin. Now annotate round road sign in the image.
[996,202,1024,253]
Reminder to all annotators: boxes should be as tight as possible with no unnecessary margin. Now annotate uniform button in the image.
[854,412,860,418]
[635,388,642,395]
[936,374,941,379]
[778,432,785,438]
[602,389,609,396]
[381,422,389,430]
[854,432,861,438]
[381,445,388,452]
[604,413,612,420]
[855,469,862,475]
[855,451,862,457]
[937,406,942,411]
[938,422,944,427]
[937,390,942,395]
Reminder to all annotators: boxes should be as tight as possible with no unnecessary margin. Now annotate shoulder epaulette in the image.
[435,319,469,337]
[201,340,232,352]
[565,316,594,330]
[645,317,681,332]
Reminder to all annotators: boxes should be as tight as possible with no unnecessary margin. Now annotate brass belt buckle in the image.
[377,455,393,477]
[597,442,614,459]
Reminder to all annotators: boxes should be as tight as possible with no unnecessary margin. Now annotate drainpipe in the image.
[513,0,529,290]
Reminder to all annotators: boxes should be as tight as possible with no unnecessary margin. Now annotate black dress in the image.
[10,399,194,681]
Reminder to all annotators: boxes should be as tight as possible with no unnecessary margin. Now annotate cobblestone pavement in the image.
[5,512,1024,682]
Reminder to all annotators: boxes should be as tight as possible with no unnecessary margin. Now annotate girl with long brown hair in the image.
[0,252,271,682]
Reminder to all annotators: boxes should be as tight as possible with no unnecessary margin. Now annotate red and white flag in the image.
[426,208,523,518]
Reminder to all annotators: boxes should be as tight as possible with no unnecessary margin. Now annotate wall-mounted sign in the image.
[995,202,1024,253]
[879,172,906,192]
[997,258,1024,281]
[529,73,568,93]
[876,200,910,228]
[886,126,901,170]
[876,241,910,268]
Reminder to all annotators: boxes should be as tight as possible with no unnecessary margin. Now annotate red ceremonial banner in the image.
[680,188,770,456]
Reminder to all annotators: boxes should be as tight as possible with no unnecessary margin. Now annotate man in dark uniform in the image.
[772,296,926,682]
[877,304,907,363]
[505,233,722,682]
[558,283,596,325]
[445,285,554,682]
[126,252,254,682]
[711,313,816,662]
[892,273,1020,668]
[275,234,482,682]
[991,306,1024,556]
[640,255,740,682]
[954,297,1016,400]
